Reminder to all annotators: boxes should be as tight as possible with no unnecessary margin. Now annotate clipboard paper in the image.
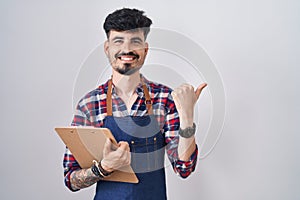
[55,126,138,183]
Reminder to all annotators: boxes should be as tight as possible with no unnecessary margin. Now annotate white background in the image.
[0,0,299,199]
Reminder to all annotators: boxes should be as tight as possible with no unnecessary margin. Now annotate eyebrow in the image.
[131,37,143,42]
[111,36,144,42]
[111,36,124,41]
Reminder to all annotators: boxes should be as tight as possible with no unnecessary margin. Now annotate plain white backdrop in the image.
[0,0,299,199]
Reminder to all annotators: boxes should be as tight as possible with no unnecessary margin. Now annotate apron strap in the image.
[107,79,113,116]
[106,78,153,116]
[142,84,153,115]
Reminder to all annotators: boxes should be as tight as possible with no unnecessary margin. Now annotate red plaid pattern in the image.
[63,75,198,191]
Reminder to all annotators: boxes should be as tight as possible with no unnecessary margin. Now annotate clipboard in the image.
[55,126,138,183]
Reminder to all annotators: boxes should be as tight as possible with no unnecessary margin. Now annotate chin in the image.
[117,64,141,75]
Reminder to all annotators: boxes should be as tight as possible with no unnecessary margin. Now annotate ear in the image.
[104,40,109,56]
[144,42,149,56]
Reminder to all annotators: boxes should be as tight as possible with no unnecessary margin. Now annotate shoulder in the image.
[77,80,109,107]
[144,78,175,107]
[145,79,178,114]
[144,77,173,95]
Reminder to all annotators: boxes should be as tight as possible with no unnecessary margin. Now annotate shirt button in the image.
[131,141,135,144]
[153,137,156,141]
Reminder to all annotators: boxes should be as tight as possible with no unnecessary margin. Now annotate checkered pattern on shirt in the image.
[63,75,198,191]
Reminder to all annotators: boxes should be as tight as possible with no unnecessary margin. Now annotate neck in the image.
[112,71,141,96]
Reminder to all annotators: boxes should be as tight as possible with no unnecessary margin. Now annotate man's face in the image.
[104,30,149,75]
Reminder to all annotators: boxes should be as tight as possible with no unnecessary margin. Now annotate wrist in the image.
[91,160,104,178]
[92,160,113,178]
[180,120,194,129]
[100,160,114,173]
[178,112,194,127]
[179,122,196,138]
[179,115,194,129]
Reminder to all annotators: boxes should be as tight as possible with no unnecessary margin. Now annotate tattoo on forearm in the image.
[70,168,101,190]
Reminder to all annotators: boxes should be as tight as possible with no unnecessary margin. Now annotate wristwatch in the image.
[179,123,196,138]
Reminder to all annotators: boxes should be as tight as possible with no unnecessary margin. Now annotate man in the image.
[63,8,207,200]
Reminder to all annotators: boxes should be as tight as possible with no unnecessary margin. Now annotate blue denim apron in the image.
[94,80,167,200]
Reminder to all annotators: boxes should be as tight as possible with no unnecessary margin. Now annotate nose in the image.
[122,41,132,53]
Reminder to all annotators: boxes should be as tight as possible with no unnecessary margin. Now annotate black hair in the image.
[103,8,152,39]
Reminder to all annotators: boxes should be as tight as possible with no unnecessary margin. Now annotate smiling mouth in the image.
[118,55,137,61]
[115,53,139,62]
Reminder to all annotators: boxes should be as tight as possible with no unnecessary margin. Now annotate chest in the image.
[118,93,138,114]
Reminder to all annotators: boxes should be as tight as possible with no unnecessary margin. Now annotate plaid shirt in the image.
[63,75,198,191]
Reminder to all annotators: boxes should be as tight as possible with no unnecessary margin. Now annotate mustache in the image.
[115,52,140,59]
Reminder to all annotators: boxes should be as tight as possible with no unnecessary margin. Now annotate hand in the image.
[171,83,207,128]
[101,139,131,172]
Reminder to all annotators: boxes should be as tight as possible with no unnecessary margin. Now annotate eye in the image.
[132,39,142,45]
[114,39,123,44]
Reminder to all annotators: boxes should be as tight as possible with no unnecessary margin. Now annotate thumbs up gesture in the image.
[171,83,207,128]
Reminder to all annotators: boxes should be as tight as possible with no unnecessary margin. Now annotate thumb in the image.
[103,138,112,156]
[195,83,207,99]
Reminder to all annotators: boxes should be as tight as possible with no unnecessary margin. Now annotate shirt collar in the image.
[103,74,150,98]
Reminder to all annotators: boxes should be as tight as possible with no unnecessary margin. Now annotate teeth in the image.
[121,57,134,61]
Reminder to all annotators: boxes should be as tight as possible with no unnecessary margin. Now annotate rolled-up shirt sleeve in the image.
[172,145,198,178]
[63,147,81,192]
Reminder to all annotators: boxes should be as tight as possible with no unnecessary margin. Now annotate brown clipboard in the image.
[55,126,138,183]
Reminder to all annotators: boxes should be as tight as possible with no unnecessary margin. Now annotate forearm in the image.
[70,168,101,190]
[178,136,196,161]
[178,115,196,161]
[165,117,198,178]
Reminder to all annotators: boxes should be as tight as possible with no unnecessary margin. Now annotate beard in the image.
[116,63,141,75]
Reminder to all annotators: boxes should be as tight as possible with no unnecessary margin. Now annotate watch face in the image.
[179,123,196,138]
